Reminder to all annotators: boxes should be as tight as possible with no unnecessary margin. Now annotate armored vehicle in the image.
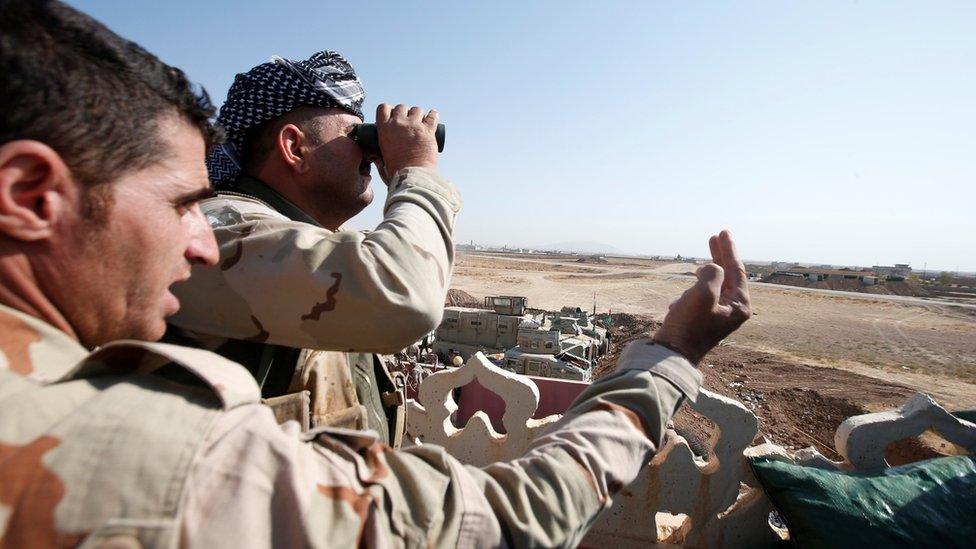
[432,296,607,382]
[557,307,610,353]
[432,306,521,360]
[500,327,594,382]
[485,295,527,316]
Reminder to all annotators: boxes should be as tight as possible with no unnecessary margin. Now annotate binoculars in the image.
[352,123,446,155]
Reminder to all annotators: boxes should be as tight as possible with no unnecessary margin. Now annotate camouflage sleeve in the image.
[170,167,461,354]
[452,339,698,547]
[181,340,698,548]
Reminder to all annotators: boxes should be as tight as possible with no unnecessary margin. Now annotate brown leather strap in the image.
[286,350,365,431]
[381,389,405,408]
[262,391,311,430]
[313,403,368,431]
[383,370,406,449]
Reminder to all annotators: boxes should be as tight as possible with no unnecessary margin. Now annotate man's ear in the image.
[276,124,311,175]
[0,140,73,241]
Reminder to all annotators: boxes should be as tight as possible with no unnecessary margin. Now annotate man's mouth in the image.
[164,274,191,315]
[359,159,372,177]
[168,272,191,293]
[173,270,192,285]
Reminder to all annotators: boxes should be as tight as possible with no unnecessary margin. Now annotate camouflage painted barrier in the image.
[406,353,976,547]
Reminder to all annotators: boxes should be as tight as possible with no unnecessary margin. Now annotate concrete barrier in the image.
[406,352,976,546]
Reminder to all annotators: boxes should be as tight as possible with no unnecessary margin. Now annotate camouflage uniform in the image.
[0,302,702,547]
[167,167,460,443]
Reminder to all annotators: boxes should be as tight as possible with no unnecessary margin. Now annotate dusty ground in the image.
[450,251,976,460]
[596,313,931,463]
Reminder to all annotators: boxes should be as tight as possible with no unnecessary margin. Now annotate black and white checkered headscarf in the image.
[206,50,366,186]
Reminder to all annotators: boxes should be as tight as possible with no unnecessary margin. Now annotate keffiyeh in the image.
[206,50,366,186]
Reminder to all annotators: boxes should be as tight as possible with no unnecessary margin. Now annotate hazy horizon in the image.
[70,0,976,271]
[462,239,970,274]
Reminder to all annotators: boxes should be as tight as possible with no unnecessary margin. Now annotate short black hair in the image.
[0,0,222,194]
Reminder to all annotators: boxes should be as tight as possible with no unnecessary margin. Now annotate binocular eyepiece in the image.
[351,123,446,155]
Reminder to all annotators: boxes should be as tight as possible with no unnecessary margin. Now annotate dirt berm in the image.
[596,313,948,464]
[445,289,483,308]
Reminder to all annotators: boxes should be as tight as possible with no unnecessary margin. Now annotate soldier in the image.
[165,50,460,446]
[0,2,752,546]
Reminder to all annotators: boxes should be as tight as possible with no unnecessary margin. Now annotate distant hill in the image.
[538,241,623,254]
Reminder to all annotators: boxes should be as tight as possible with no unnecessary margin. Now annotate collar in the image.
[224,174,323,227]
[0,302,88,384]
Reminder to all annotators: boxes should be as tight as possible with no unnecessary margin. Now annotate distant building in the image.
[771,261,798,271]
[872,264,912,280]
[774,267,879,285]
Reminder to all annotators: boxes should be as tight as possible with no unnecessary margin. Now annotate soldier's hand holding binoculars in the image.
[373,104,439,183]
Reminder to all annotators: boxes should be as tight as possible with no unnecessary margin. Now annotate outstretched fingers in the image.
[717,231,751,324]
[709,231,737,293]
[708,234,722,264]
[718,230,747,294]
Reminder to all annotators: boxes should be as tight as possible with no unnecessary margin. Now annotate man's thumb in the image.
[696,263,725,296]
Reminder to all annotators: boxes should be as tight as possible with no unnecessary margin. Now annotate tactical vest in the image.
[186,175,405,446]
[0,341,259,548]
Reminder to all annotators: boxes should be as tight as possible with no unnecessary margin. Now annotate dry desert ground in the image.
[449,252,976,460]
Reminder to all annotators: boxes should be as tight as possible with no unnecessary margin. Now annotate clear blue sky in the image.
[71,0,975,271]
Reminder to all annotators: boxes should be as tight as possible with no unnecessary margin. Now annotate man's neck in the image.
[0,251,79,342]
[236,173,349,230]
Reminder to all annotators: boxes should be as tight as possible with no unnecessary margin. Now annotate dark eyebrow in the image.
[176,187,217,205]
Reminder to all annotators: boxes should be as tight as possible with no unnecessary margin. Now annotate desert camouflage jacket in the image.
[0,303,260,546]
[168,166,460,355]
[167,167,460,440]
[0,303,702,547]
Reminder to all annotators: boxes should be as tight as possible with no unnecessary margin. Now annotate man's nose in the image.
[185,208,219,267]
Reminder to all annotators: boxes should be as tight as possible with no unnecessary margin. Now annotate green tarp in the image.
[750,455,976,548]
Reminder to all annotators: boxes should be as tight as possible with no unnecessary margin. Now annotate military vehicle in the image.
[431,296,608,382]
[552,310,610,355]
[486,295,527,315]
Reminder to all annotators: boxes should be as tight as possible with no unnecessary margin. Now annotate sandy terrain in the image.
[451,252,976,409]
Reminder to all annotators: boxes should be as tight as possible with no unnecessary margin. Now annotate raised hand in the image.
[652,230,752,365]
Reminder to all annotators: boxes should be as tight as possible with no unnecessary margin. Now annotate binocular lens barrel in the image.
[352,123,446,154]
